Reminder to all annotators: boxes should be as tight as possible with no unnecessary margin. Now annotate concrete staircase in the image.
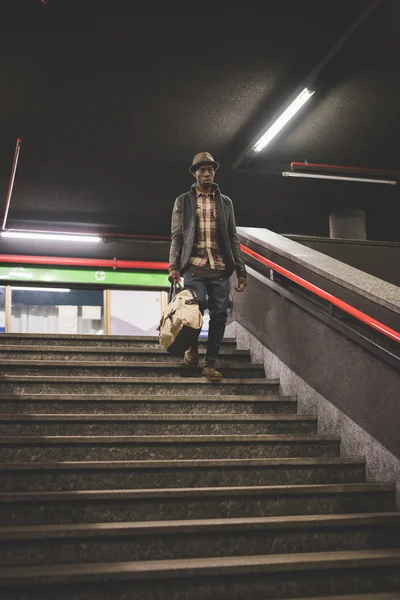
[0,333,399,600]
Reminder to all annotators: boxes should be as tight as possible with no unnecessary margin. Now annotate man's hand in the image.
[235,276,247,292]
[168,269,181,284]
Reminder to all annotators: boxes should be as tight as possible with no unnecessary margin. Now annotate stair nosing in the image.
[0,361,262,369]
[0,414,314,422]
[0,334,237,344]
[1,512,399,540]
[282,594,400,600]
[0,394,294,402]
[1,549,399,585]
[0,456,366,471]
[0,346,248,354]
[0,482,393,503]
[0,376,277,384]
[0,434,341,444]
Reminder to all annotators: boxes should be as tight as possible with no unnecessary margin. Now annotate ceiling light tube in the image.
[12,286,71,292]
[1,232,102,243]
[282,171,397,185]
[254,88,315,153]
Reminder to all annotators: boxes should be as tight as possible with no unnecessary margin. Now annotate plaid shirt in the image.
[189,189,226,271]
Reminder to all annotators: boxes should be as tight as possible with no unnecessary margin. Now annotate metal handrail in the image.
[240,244,400,345]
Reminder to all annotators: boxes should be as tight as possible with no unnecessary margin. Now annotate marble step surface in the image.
[0,483,394,526]
[0,434,341,462]
[0,394,297,415]
[1,513,399,567]
[0,346,251,363]
[0,334,236,349]
[0,361,265,379]
[1,549,399,600]
[0,413,317,436]
[0,457,367,493]
[0,376,279,396]
[283,594,400,600]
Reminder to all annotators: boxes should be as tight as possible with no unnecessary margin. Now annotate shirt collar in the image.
[196,187,215,198]
[191,182,219,196]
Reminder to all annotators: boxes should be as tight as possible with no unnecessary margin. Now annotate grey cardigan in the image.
[169,183,246,278]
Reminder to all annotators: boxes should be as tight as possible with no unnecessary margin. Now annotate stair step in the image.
[1,513,399,567]
[1,549,399,599]
[0,361,264,378]
[0,434,340,462]
[0,376,279,395]
[7,512,397,539]
[0,457,366,492]
[1,334,397,600]
[0,483,394,526]
[0,334,236,348]
[285,595,400,600]
[0,413,317,436]
[0,394,297,414]
[0,346,251,362]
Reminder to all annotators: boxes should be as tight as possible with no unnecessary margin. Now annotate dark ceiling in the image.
[0,0,399,243]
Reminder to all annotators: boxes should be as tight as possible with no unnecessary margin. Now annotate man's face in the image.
[195,164,215,188]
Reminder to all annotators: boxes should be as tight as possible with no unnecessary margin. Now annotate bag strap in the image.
[185,289,199,305]
[168,281,183,303]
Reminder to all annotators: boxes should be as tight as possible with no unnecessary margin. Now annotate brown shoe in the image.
[184,347,199,368]
[202,364,222,382]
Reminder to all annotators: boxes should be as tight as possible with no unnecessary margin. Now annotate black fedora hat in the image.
[189,152,220,174]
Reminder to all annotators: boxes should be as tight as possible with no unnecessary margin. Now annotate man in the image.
[169,152,247,382]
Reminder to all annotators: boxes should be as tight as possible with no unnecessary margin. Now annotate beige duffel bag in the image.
[158,284,203,355]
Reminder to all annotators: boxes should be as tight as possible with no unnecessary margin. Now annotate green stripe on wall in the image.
[0,265,169,288]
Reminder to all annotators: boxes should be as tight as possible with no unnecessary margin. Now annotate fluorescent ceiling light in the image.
[254,88,315,153]
[1,232,101,243]
[12,287,71,292]
[282,171,397,185]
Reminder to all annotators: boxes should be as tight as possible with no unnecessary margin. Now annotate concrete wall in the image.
[230,320,400,509]
[231,268,400,459]
[285,236,400,287]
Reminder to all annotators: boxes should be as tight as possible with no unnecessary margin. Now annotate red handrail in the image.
[0,255,169,271]
[240,244,400,344]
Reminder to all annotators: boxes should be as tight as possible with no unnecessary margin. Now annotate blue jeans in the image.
[183,270,230,363]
